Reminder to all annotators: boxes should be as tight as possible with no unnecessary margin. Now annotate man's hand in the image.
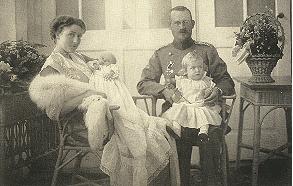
[204,87,221,106]
[162,88,175,104]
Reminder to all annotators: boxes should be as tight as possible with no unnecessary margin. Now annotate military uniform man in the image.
[137,6,235,186]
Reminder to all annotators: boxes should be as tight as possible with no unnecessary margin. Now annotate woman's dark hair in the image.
[49,15,86,42]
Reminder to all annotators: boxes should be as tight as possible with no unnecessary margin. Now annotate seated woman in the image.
[29,15,111,152]
[29,15,180,186]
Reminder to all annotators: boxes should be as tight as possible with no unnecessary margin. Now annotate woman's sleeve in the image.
[43,54,65,74]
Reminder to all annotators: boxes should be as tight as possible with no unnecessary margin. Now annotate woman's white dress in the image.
[162,74,222,130]
[89,64,178,186]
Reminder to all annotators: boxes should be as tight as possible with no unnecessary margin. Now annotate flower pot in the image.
[246,55,280,83]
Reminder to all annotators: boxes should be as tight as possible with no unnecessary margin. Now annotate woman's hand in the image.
[88,60,101,71]
[95,56,106,65]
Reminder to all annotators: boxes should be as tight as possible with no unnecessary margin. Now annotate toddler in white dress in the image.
[162,51,222,143]
[87,52,180,186]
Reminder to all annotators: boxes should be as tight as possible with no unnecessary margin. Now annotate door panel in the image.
[196,0,239,47]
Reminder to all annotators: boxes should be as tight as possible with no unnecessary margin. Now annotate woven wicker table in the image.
[0,91,55,185]
[234,76,291,186]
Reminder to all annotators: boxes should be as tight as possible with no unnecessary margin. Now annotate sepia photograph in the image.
[0,0,291,185]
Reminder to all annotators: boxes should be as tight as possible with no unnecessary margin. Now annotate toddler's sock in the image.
[199,124,209,134]
[198,125,209,143]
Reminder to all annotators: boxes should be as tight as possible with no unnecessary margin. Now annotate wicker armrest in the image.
[132,95,157,116]
[132,95,155,101]
[221,94,237,100]
[220,94,237,134]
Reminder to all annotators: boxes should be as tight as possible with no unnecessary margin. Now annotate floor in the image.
[4,158,292,186]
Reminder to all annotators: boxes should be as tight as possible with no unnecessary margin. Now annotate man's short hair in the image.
[170,6,193,20]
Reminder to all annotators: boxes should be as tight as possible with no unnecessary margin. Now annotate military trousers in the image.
[176,126,223,186]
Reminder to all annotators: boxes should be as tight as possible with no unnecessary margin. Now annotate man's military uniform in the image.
[137,38,235,186]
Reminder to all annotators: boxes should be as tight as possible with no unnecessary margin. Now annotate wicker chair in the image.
[51,105,119,186]
[217,95,236,186]
[133,94,236,186]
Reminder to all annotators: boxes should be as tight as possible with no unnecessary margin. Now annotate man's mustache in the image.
[179,29,187,33]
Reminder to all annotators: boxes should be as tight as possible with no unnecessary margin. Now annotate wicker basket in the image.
[240,13,285,83]
[246,55,281,83]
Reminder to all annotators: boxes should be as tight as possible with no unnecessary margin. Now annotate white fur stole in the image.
[29,74,93,120]
[29,74,112,150]
[78,95,112,151]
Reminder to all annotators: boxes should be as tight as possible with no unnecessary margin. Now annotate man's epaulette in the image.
[194,41,214,48]
[156,43,171,52]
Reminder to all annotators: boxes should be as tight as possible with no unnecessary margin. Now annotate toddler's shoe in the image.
[198,133,209,144]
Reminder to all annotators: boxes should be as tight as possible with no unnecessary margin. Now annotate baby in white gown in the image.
[88,52,180,186]
[162,51,222,143]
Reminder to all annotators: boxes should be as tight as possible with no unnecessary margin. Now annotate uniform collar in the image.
[172,38,194,50]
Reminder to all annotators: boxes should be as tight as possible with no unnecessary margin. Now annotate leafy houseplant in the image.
[232,11,285,83]
[0,40,46,94]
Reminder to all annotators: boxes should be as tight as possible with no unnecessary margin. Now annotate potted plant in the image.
[232,11,285,83]
[0,40,46,94]
[0,41,54,181]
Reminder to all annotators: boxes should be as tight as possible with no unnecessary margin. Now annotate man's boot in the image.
[199,126,223,186]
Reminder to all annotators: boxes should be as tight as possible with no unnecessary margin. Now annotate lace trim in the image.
[100,149,172,185]
[147,150,171,184]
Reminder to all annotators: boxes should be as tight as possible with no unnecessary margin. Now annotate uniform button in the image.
[167,61,174,70]
[168,52,172,56]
